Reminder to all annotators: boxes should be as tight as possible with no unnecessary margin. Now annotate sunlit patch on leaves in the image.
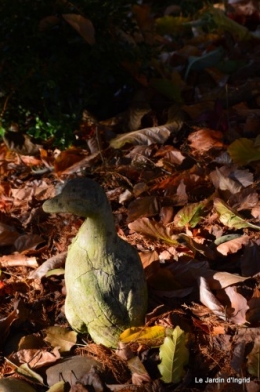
[45,268,65,277]
[199,276,249,324]
[16,363,44,384]
[174,200,209,228]
[214,198,260,230]
[120,326,165,346]
[224,286,249,324]
[188,128,224,152]
[199,277,226,320]
[47,381,67,392]
[128,217,178,245]
[205,271,250,290]
[158,326,189,384]
[44,326,77,353]
[54,148,87,173]
[210,166,242,194]
[109,124,177,148]
[216,235,249,256]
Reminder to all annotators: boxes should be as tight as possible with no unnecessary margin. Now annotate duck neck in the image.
[76,207,118,260]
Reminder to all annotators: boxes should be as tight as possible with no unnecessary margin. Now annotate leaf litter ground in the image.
[2,2,260,391]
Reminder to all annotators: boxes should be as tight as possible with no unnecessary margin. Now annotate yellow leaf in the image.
[120,326,165,345]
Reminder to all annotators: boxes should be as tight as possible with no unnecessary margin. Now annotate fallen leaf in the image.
[224,286,249,324]
[214,198,260,230]
[0,222,20,245]
[174,200,208,228]
[62,14,95,45]
[199,277,226,319]
[247,337,260,376]
[128,217,178,245]
[216,235,249,255]
[44,326,77,353]
[0,378,37,392]
[110,124,175,148]
[188,128,224,152]
[120,326,165,346]
[158,326,189,384]
[185,46,225,80]
[228,138,260,165]
[127,196,159,222]
[128,356,151,385]
[210,166,242,194]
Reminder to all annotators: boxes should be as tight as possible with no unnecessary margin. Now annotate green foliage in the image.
[0,0,147,145]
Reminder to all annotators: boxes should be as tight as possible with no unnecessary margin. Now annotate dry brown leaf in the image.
[62,14,95,45]
[127,196,159,222]
[44,326,77,353]
[9,346,60,369]
[110,124,172,148]
[188,128,224,152]
[210,166,242,193]
[159,206,174,225]
[38,15,60,32]
[14,234,45,252]
[217,235,249,255]
[128,217,177,245]
[54,148,88,173]
[128,356,151,385]
[224,286,249,324]
[0,222,20,245]
[11,186,34,200]
[199,276,226,320]
[139,250,159,269]
[29,252,67,280]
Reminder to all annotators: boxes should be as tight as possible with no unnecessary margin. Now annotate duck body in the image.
[43,178,147,347]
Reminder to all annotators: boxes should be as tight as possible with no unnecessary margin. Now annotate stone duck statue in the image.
[43,178,147,347]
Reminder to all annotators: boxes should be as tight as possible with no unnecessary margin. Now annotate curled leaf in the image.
[110,124,178,149]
